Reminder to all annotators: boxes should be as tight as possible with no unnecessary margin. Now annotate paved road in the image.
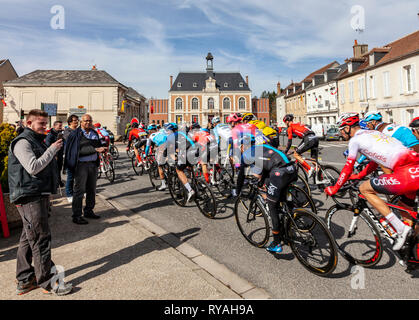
[96,142,418,299]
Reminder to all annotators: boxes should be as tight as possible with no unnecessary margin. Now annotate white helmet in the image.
[211,116,221,125]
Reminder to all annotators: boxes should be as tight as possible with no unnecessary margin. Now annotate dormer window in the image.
[239,82,244,88]
[193,82,197,88]
[224,82,228,88]
[177,82,182,88]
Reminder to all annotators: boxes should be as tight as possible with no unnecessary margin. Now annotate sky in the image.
[1,0,418,99]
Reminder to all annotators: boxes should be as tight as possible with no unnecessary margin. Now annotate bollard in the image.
[0,184,10,238]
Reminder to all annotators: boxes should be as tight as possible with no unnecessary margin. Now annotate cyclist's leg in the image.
[294,138,310,171]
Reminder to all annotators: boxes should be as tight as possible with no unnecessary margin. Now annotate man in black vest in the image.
[8,109,73,296]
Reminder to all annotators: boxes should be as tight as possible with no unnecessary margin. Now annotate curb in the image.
[97,192,272,300]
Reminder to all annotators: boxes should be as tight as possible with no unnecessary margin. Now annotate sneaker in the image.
[266,241,283,254]
[72,217,89,225]
[158,183,167,191]
[231,189,238,197]
[186,190,195,203]
[67,196,73,204]
[42,281,73,296]
[393,225,412,251]
[16,277,38,295]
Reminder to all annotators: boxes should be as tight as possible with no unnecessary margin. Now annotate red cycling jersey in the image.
[287,123,311,139]
[129,128,147,142]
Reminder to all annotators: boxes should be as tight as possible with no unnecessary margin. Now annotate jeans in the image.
[65,168,74,197]
[16,196,55,289]
[72,162,98,218]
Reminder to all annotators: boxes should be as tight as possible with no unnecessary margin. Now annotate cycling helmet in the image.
[409,117,419,128]
[147,124,157,131]
[191,122,201,129]
[283,114,294,123]
[337,113,360,129]
[262,126,277,137]
[359,119,368,130]
[93,123,101,128]
[249,119,266,130]
[242,113,256,122]
[130,118,139,125]
[201,128,210,133]
[226,113,242,123]
[164,122,178,131]
[363,111,382,122]
[131,122,139,128]
[211,116,221,125]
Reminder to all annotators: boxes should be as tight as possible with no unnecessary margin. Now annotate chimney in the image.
[277,82,281,95]
[246,76,249,85]
[170,75,173,88]
[353,39,368,58]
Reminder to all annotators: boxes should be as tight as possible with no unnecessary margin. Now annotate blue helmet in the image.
[147,124,157,131]
[364,111,382,122]
[359,119,368,130]
[163,122,178,131]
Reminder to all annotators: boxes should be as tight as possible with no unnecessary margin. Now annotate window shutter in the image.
[399,67,404,95]
[412,64,417,93]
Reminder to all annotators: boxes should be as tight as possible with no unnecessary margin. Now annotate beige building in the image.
[168,53,252,126]
[3,69,146,136]
[337,31,419,125]
[0,59,19,123]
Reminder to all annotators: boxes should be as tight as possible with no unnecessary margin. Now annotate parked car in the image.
[325,127,343,141]
[311,123,337,140]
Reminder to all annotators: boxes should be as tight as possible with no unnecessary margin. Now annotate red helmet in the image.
[226,113,242,123]
[337,113,360,128]
[93,123,101,128]
[130,118,139,125]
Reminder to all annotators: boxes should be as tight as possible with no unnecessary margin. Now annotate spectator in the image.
[8,109,72,296]
[63,114,79,203]
[45,120,64,187]
[65,114,106,225]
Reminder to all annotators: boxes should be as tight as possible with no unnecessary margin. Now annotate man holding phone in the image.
[46,120,64,187]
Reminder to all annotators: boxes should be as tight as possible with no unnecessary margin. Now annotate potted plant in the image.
[0,123,21,229]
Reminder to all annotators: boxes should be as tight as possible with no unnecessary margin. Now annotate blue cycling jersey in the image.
[383,125,419,148]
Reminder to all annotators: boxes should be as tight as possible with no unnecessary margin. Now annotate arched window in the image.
[175,98,183,110]
[191,98,199,110]
[238,97,246,110]
[208,97,214,109]
[223,97,230,110]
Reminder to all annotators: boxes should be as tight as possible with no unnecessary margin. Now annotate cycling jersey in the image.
[213,124,232,145]
[231,123,269,148]
[381,124,419,149]
[287,123,312,140]
[129,128,147,141]
[248,120,266,130]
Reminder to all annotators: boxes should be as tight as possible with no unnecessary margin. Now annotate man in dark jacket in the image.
[45,120,64,187]
[62,114,79,203]
[8,109,72,296]
[65,114,106,225]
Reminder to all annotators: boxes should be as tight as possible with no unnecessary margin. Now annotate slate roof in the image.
[170,72,250,92]
[4,70,125,87]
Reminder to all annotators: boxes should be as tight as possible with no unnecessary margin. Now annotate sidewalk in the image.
[0,193,271,300]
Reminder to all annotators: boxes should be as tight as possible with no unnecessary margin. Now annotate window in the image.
[348,81,354,103]
[358,78,365,101]
[239,97,246,110]
[177,82,182,88]
[191,98,199,110]
[404,65,415,93]
[239,82,244,88]
[175,98,183,110]
[386,110,393,123]
[223,97,230,109]
[340,84,345,104]
[368,75,376,99]
[383,71,391,97]
[193,82,197,88]
[224,82,228,88]
[208,97,214,109]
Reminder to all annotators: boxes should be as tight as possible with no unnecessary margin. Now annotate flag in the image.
[150,104,154,114]
[1,99,6,107]
[121,100,126,112]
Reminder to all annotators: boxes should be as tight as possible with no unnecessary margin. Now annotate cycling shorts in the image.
[370,162,419,200]
[265,164,298,203]
[295,133,319,160]
[134,138,147,149]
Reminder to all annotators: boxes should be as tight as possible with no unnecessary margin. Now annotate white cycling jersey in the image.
[347,129,411,170]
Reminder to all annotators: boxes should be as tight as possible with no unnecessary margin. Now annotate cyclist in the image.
[165,122,197,202]
[242,113,279,147]
[283,114,319,178]
[364,111,419,153]
[235,135,297,253]
[127,122,148,168]
[410,117,419,140]
[145,127,169,190]
[94,123,110,148]
[325,113,419,250]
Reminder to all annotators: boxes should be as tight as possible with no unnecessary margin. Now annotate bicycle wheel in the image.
[286,184,317,215]
[131,156,144,176]
[148,162,161,190]
[287,208,338,276]
[325,205,382,267]
[234,196,270,247]
[104,156,115,183]
[168,171,187,207]
[293,173,311,197]
[110,145,119,160]
[214,167,234,198]
[193,176,217,218]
